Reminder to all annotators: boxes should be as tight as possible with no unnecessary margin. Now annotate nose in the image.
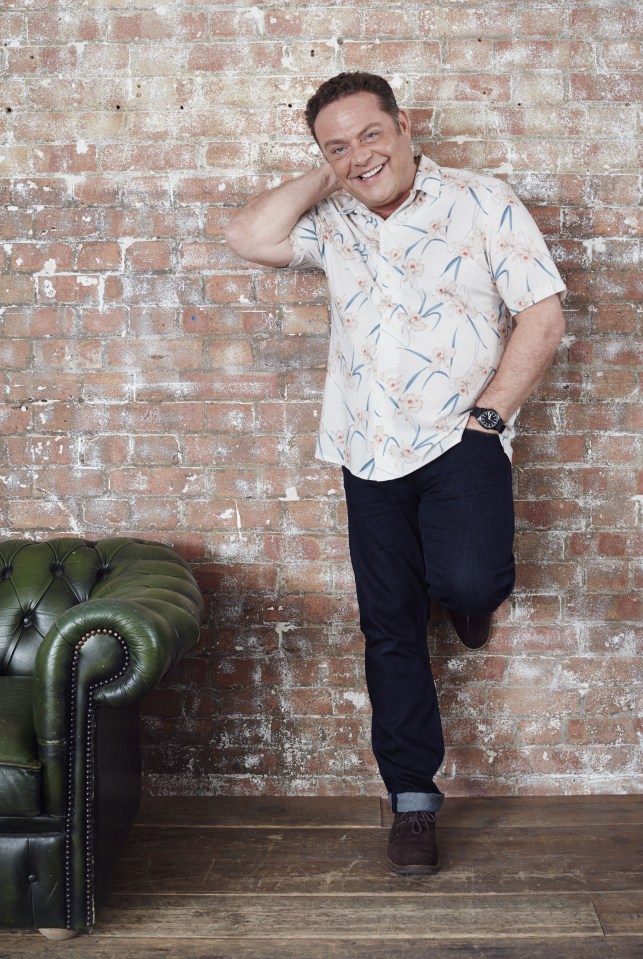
[352,142,373,168]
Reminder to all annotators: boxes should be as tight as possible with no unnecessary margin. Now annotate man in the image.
[226,72,566,876]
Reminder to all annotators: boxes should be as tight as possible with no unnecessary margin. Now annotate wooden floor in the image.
[1,795,641,958]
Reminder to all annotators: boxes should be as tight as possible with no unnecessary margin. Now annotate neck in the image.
[369,156,420,219]
[371,188,412,219]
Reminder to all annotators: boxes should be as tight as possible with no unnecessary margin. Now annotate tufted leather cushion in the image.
[0,540,101,676]
[0,677,41,816]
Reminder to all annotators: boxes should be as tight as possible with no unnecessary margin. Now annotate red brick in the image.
[183,499,279,532]
[0,210,32,240]
[101,143,200,172]
[497,41,594,70]
[35,273,103,305]
[419,7,517,37]
[10,241,74,273]
[0,13,24,41]
[32,144,98,175]
[585,560,629,592]
[188,42,283,73]
[570,73,643,102]
[570,6,642,39]
[0,275,34,305]
[125,241,173,273]
[80,434,130,467]
[442,40,493,70]
[10,177,71,206]
[33,339,102,371]
[8,435,75,466]
[8,499,78,530]
[7,46,78,75]
[414,74,511,103]
[34,209,101,239]
[27,12,99,42]
[205,339,254,369]
[77,241,121,271]
[82,498,132,528]
[108,12,207,42]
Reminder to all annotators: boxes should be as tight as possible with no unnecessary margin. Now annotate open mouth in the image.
[357,162,385,182]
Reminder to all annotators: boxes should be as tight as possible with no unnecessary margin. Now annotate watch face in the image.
[478,409,501,430]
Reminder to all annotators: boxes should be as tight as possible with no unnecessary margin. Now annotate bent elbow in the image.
[551,302,566,346]
[224,215,244,256]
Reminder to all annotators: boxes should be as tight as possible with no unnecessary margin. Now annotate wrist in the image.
[465,415,489,433]
[317,162,340,198]
[468,405,506,434]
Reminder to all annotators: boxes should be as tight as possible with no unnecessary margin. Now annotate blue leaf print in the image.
[499,204,513,230]
[414,433,439,451]
[405,367,430,392]
[493,255,508,277]
[534,257,558,279]
[440,393,461,415]
[402,347,433,363]
[442,255,462,279]
[468,187,484,211]
[467,315,486,346]
[419,236,447,258]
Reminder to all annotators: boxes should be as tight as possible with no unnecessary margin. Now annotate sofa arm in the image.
[32,552,203,816]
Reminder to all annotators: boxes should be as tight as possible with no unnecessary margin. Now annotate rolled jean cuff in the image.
[390,791,445,814]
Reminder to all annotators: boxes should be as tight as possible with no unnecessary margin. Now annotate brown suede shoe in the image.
[387,811,440,876]
[446,609,492,650]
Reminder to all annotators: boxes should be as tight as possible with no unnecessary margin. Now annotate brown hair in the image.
[305,72,401,137]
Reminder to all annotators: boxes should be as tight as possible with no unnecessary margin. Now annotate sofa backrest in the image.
[0,539,104,676]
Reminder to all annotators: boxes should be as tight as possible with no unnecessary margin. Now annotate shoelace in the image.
[395,810,436,834]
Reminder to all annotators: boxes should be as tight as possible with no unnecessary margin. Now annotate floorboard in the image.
[136,795,383,828]
[112,823,641,895]
[98,892,602,939]
[592,891,643,936]
[2,937,642,959]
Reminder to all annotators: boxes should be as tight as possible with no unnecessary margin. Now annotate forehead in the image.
[314,92,392,143]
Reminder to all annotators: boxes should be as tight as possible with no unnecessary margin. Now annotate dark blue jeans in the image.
[342,430,516,813]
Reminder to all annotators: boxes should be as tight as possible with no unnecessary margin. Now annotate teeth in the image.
[360,164,383,180]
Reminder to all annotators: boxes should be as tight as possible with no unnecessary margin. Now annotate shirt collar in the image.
[336,155,442,216]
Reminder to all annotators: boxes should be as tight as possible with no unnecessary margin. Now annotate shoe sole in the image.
[446,615,492,650]
[388,857,440,876]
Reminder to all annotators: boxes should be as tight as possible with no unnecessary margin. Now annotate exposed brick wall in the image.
[1,1,641,797]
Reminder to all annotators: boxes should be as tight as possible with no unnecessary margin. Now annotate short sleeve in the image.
[288,209,326,271]
[487,183,567,315]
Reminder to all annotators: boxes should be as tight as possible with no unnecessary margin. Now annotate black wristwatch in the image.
[470,406,506,433]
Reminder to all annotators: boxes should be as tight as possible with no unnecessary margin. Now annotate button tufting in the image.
[52,563,65,577]
[22,615,33,627]
[0,566,12,580]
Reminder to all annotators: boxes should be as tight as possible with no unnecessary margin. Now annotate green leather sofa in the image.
[0,537,204,939]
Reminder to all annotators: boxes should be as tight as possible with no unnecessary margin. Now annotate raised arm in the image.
[225,163,340,268]
[468,293,565,429]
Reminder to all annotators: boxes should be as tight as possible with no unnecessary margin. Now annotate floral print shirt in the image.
[288,156,567,481]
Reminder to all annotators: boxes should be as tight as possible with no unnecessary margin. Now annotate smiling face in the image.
[313,91,418,219]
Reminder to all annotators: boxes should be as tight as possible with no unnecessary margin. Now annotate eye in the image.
[331,146,346,156]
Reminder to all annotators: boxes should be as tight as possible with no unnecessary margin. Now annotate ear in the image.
[398,109,411,136]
